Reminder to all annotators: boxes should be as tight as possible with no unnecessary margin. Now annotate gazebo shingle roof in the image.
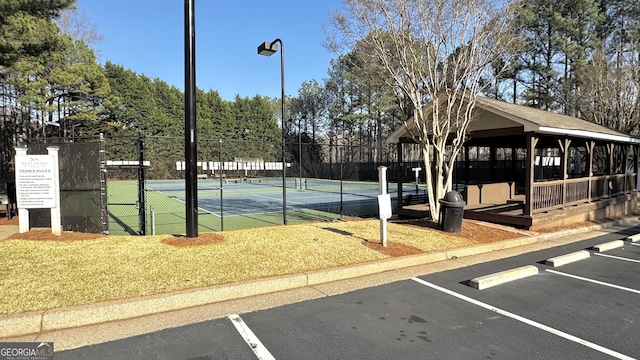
[386,96,640,144]
[476,97,628,138]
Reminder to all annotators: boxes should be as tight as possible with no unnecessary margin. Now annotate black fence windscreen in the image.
[24,139,103,233]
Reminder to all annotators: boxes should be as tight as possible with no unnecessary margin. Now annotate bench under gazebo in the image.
[387,96,640,230]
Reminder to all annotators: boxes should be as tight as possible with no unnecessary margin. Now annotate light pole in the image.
[258,39,287,225]
[298,117,302,189]
[184,0,198,237]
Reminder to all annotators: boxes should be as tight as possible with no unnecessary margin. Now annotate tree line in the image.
[1,1,639,194]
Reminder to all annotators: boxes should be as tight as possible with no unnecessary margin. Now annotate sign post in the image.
[14,147,61,235]
[412,167,422,192]
[378,166,391,247]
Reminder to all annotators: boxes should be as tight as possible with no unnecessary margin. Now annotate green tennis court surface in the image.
[106,179,409,235]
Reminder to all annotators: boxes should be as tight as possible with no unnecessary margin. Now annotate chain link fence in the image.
[102,135,427,235]
[13,135,427,235]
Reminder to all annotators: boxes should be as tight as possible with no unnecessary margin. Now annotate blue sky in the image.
[77,0,343,101]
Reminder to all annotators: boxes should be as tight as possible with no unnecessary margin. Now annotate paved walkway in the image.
[0,224,19,240]
[1,217,639,352]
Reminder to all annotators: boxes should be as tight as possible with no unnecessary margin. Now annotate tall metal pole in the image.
[257,38,286,224]
[278,39,287,225]
[184,0,198,237]
[1,72,6,206]
[137,132,146,235]
[298,117,302,189]
[219,139,224,231]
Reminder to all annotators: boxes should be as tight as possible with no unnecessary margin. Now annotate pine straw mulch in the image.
[161,233,226,247]
[0,215,18,226]
[0,213,624,253]
[0,215,599,255]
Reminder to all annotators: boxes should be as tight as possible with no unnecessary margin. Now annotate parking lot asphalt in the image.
[55,220,640,359]
[2,217,639,354]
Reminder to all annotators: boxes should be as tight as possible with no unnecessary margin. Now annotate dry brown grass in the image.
[0,218,523,315]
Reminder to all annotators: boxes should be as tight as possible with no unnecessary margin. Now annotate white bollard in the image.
[378,166,391,247]
[150,205,156,235]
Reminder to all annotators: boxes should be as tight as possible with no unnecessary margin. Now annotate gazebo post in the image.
[623,144,630,192]
[511,145,517,188]
[396,142,403,214]
[524,133,538,216]
[558,138,571,208]
[587,141,595,203]
[464,144,470,187]
[633,145,639,192]
[607,143,615,197]
[490,145,496,182]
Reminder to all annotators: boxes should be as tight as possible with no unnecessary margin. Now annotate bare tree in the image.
[55,8,103,52]
[577,46,640,135]
[327,0,522,220]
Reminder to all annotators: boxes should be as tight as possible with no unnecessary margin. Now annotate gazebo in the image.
[386,96,640,230]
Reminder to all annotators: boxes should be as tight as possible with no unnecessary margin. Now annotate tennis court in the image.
[106,178,414,235]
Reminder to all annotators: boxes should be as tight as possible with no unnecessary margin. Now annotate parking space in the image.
[420,229,640,359]
[419,270,638,358]
[56,318,258,360]
[57,226,640,360]
[239,280,610,360]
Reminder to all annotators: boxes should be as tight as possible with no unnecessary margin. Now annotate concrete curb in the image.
[626,233,640,242]
[545,250,591,267]
[469,265,539,290]
[592,240,625,252]
[1,216,638,339]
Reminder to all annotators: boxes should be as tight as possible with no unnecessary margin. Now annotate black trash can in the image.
[438,191,465,233]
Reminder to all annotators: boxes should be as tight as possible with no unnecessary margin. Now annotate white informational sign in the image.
[15,154,56,209]
[378,193,392,220]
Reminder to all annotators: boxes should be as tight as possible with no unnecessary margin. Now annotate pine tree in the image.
[0,0,74,67]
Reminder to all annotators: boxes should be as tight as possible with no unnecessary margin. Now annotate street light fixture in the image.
[257,39,287,225]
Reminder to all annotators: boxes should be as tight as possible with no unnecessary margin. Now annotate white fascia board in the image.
[538,126,640,144]
[386,117,416,144]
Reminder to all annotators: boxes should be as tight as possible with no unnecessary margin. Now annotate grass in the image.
[0,219,519,315]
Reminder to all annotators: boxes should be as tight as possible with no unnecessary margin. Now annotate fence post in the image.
[219,139,224,232]
[138,132,146,235]
[150,205,156,235]
[99,133,109,235]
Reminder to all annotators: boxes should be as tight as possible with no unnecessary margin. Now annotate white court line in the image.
[546,269,640,295]
[171,196,223,218]
[411,278,635,360]
[228,314,276,360]
[250,193,310,208]
[630,243,640,247]
[594,253,640,264]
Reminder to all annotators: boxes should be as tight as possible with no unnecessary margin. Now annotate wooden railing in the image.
[566,178,590,204]
[532,174,637,213]
[532,181,563,211]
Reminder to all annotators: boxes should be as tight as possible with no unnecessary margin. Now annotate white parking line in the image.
[594,253,640,264]
[411,278,635,360]
[546,269,640,295]
[228,314,276,360]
